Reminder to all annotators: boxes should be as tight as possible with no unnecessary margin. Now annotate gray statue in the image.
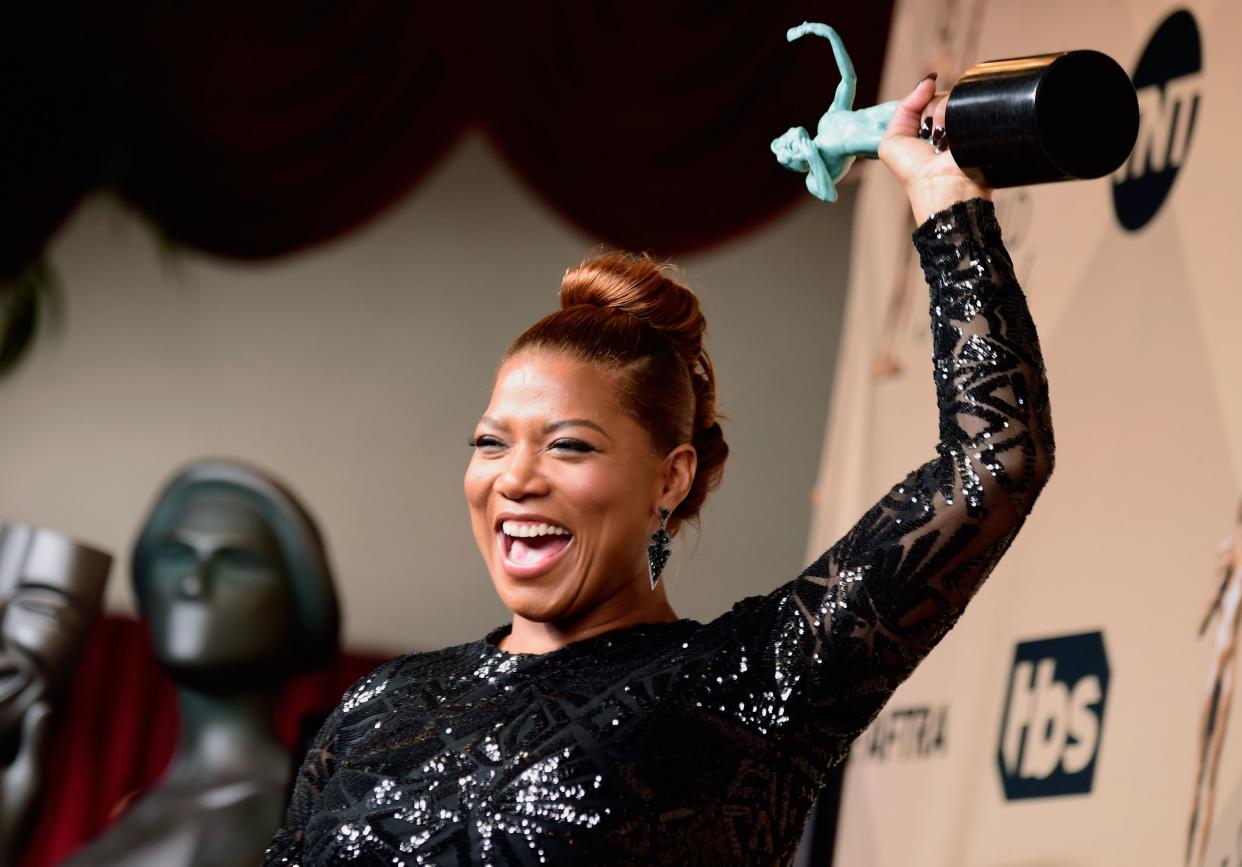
[0,524,110,867]
[63,460,339,867]
[771,22,903,203]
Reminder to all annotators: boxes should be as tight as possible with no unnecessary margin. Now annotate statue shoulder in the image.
[63,782,285,867]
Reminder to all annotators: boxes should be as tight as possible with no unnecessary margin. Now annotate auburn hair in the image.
[506,252,727,533]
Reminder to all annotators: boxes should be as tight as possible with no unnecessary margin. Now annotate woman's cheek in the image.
[463,459,491,506]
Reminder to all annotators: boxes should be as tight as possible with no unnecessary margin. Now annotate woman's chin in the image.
[489,549,587,620]
[493,577,576,624]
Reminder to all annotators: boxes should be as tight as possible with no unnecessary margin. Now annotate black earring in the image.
[647,508,672,591]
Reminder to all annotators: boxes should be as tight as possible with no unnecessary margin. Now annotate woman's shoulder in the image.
[696,589,796,639]
[669,587,807,671]
[342,635,476,690]
[337,638,487,709]
[323,639,489,756]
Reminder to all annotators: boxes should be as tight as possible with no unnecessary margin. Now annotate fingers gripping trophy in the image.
[771,22,1139,206]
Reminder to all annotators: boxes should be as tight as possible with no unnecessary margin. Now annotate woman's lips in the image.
[496,528,573,580]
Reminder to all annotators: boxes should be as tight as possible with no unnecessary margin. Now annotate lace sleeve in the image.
[261,703,345,865]
[696,198,1054,762]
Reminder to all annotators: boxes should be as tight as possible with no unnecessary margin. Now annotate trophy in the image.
[0,523,111,866]
[63,459,340,867]
[771,22,1140,202]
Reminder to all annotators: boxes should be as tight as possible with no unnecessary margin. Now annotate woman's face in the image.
[465,349,692,624]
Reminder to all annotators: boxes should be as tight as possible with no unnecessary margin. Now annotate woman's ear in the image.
[660,444,698,513]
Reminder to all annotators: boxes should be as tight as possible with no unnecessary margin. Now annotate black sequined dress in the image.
[264,199,1054,866]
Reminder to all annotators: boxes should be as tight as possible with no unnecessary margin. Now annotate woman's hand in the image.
[878,75,991,223]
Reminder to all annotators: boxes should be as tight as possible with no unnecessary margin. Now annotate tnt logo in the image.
[996,631,1110,800]
[1113,9,1202,231]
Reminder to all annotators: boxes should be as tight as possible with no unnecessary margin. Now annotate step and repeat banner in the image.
[807,0,1240,864]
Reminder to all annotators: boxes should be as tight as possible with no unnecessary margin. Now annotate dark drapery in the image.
[6,1,892,266]
[21,616,389,867]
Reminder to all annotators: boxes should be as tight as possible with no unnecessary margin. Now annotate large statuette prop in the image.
[0,524,111,867]
[62,459,340,867]
[771,22,1140,201]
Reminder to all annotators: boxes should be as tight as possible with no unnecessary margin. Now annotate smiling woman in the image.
[263,76,1056,867]
[463,255,726,654]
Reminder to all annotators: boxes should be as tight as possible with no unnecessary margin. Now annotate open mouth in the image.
[497,519,573,578]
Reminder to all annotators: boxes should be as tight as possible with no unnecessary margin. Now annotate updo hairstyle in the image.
[506,252,728,534]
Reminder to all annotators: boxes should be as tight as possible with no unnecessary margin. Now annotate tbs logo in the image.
[996,632,1110,800]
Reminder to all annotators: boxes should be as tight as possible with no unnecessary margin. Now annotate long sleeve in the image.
[692,198,1054,769]
[262,704,345,866]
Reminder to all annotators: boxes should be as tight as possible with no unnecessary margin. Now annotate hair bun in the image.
[509,251,728,531]
[560,252,706,374]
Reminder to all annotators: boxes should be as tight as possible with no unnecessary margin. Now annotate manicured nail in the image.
[931,125,945,146]
[934,129,950,154]
[917,72,938,87]
[919,117,933,139]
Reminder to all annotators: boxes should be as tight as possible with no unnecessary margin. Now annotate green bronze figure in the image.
[770,23,900,203]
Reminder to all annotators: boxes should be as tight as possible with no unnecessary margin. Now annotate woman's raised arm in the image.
[684,78,1054,764]
[800,192,1053,684]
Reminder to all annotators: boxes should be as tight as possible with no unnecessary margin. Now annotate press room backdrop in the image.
[810,0,1240,864]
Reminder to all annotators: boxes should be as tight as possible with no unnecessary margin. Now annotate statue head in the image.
[0,525,110,750]
[132,460,339,687]
[770,126,813,174]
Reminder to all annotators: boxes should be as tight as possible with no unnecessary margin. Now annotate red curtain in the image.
[6,1,892,269]
[21,615,389,867]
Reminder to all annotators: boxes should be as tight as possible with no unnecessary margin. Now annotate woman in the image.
[264,76,1054,866]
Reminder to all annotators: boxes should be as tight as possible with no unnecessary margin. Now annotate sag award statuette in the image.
[0,524,111,867]
[771,22,1140,202]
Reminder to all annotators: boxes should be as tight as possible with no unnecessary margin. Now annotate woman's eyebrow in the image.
[546,419,612,441]
[477,416,612,441]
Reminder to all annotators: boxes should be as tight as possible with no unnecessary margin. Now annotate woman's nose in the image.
[495,449,550,500]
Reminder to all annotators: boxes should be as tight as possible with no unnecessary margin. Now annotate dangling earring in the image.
[647,508,672,591]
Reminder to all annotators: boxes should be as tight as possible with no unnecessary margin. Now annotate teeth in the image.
[501,521,571,538]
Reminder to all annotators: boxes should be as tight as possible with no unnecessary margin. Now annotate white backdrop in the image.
[808,0,1242,863]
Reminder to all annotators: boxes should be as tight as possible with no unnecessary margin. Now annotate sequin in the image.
[264,199,1053,867]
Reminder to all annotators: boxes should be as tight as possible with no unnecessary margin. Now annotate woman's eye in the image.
[550,439,595,454]
[470,435,505,451]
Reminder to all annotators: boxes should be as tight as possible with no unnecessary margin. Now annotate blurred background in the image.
[5,0,1239,865]
[2,1,893,655]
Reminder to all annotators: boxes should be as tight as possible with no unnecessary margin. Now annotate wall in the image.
[0,133,857,654]
[813,1,1241,864]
